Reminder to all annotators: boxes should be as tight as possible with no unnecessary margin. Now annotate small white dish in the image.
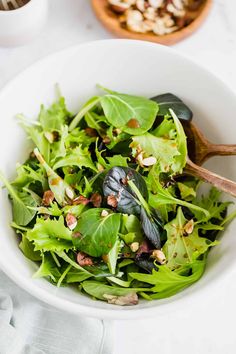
[0,40,236,319]
[0,0,48,47]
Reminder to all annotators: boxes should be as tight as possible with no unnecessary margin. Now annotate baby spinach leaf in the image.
[100,88,159,135]
[163,207,217,270]
[27,216,73,252]
[103,166,148,215]
[151,93,193,121]
[0,171,37,226]
[53,145,97,172]
[72,208,121,257]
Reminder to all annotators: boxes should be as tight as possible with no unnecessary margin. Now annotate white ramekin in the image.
[0,0,48,47]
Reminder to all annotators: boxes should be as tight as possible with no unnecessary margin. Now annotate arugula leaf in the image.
[100,88,159,135]
[33,253,62,282]
[53,145,97,172]
[17,115,50,162]
[130,260,205,299]
[27,216,73,252]
[73,208,121,257]
[170,109,187,173]
[0,171,37,226]
[34,148,74,205]
[151,93,193,121]
[19,233,42,261]
[131,133,180,173]
[163,208,217,270]
[147,169,209,217]
[69,96,101,131]
[82,281,149,300]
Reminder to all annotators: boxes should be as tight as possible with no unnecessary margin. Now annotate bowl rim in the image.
[0,39,235,320]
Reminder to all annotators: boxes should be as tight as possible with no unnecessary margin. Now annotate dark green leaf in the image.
[151,93,193,121]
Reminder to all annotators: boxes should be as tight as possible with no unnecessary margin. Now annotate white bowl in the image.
[0,40,236,319]
[0,0,48,47]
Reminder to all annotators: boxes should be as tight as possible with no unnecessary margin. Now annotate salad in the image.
[0,87,234,306]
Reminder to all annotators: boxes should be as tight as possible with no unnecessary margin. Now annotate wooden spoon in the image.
[183,121,236,165]
[185,157,236,197]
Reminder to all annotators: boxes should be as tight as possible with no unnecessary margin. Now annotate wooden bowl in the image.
[91,0,212,45]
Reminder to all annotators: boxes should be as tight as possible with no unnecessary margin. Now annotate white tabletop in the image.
[0,1,236,353]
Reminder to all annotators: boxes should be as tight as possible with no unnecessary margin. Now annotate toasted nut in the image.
[102,254,109,263]
[151,249,166,264]
[77,252,93,266]
[142,156,157,167]
[73,195,90,205]
[148,0,163,8]
[167,3,185,17]
[85,127,97,137]
[42,190,54,206]
[137,240,151,255]
[136,0,145,12]
[66,213,77,230]
[126,9,147,33]
[107,195,118,208]
[108,0,130,13]
[97,163,105,172]
[103,292,138,305]
[103,136,111,144]
[65,187,74,200]
[101,209,109,217]
[90,193,102,208]
[44,131,54,144]
[130,242,140,252]
[72,231,82,239]
[172,0,184,10]
[143,6,156,21]
[184,219,194,235]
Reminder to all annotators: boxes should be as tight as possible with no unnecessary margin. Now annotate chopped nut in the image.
[172,0,184,10]
[101,209,109,217]
[167,3,185,17]
[85,127,97,137]
[151,249,166,264]
[126,9,147,33]
[143,6,156,21]
[148,0,164,8]
[137,240,151,255]
[97,163,105,172]
[65,187,74,200]
[130,242,140,252]
[107,195,118,208]
[108,0,130,13]
[103,136,111,144]
[136,0,145,12]
[66,213,77,230]
[72,231,82,239]
[127,118,140,128]
[184,219,194,235]
[73,195,90,205]
[44,131,55,144]
[90,193,102,208]
[142,156,157,167]
[103,292,138,305]
[77,252,93,266]
[42,190,54,206]
[102,254,109,263]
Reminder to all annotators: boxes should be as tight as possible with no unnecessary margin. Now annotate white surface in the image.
[0,0,48,47]
[0,0,235,353]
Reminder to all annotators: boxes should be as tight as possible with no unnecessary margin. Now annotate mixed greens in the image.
[0,87,234,306]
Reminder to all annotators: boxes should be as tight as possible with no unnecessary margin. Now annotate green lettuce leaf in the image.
[27,216,73,252]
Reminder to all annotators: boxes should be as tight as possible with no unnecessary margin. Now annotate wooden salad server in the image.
[182,121,236,197]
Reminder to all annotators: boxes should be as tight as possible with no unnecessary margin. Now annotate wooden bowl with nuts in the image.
[91,0,212,45]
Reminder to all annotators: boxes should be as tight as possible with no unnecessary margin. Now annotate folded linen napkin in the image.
[0,271,113,354]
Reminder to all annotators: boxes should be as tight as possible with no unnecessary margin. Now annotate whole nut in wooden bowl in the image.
[91,0,212,45]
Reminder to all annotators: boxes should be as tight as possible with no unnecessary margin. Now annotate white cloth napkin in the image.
[0,271,113,354]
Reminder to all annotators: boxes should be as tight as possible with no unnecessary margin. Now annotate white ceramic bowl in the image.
[0,0,48,47]
[0,40,236,319]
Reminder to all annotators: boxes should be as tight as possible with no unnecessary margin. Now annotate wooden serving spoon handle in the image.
[208,143,236,157]
[185,158,236,197]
